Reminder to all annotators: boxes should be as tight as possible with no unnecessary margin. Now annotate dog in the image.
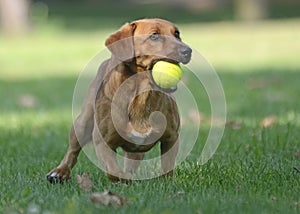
[46,18,192,183]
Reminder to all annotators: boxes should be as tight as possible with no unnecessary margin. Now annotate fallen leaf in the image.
[294,152,300,158]
[246,78,280,90]
[76,173,94,192]
[247,79,267,90]
[294,201,300,207]
[166,191,185,199]
[226,121,242,130]
[90,191,131,208]
[260,116,277,128]
[17,94,38,108]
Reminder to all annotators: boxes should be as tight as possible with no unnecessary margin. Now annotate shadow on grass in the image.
[1,68,299,118]
[0,77,76,112]
[1,66,299,214]
[43,1,300,31]
[45,1,233,31]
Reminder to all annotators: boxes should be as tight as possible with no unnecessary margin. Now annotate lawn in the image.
[0,14,300,214]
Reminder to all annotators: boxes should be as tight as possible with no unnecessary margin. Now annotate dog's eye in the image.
[149,32,160,41]
[174,30,180,39]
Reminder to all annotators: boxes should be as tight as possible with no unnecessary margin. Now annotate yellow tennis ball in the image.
[151,61,182,89]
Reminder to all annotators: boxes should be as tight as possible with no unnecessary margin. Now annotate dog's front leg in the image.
[93,127,131,182]
[46,73,99,184]
[46,126,82,183]
[46,112,94,183]
[160,135,179,178]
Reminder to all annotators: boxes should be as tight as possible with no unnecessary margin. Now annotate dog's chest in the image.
[128,91,171,128]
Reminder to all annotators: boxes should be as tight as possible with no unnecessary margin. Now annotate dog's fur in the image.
[47,18,192,182]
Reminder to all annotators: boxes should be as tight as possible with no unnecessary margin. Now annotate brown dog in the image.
[47,18,192,183]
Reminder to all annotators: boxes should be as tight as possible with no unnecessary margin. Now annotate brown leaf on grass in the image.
[226,121,242,130]
[294,152,300,158]
[17,94,38,108]
[76,173,94,192]
[166,191,185,199]
[246,78,280,90]
[260,116,277,128]
[294,201,300,207]
[90,191,131,208]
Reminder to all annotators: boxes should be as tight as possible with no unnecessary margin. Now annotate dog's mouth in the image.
[149,58,180,93]
[149,58,179,69]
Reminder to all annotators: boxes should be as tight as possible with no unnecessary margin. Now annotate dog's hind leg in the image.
[124,151,145,175]
[160,134,179,178]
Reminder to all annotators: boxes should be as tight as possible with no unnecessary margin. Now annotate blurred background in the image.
[1,0,300,137]
[1,0,300,34]
[1,0,300,120]
[1,1,300,213]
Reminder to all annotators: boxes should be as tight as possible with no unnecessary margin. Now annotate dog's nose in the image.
[179,46,192,64]
[180,46,192,57]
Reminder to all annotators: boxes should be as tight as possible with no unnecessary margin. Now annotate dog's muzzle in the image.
[149,45,192,93]
[179,45,192,64]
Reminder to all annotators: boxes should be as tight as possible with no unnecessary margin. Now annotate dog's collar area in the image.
[123,58,179,73]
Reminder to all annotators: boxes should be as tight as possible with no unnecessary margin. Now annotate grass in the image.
[1,13,300,214]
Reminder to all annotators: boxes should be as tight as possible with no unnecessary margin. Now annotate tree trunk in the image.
[0,0,30,34]
[235,0,269,21]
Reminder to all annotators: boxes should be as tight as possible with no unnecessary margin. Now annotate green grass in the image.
[1,17,300,213]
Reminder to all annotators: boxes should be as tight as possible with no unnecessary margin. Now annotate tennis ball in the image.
[151,61,182,89]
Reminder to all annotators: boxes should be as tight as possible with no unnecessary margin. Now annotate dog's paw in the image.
[107,171,132,183]
[46,164,71,184]
[160,170,174,179]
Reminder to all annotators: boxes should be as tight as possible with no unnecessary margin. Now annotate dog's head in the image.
[105,18,192,91]
[106,18,192,67]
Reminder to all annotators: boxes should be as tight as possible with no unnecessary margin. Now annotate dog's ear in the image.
[105,22,136,62]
